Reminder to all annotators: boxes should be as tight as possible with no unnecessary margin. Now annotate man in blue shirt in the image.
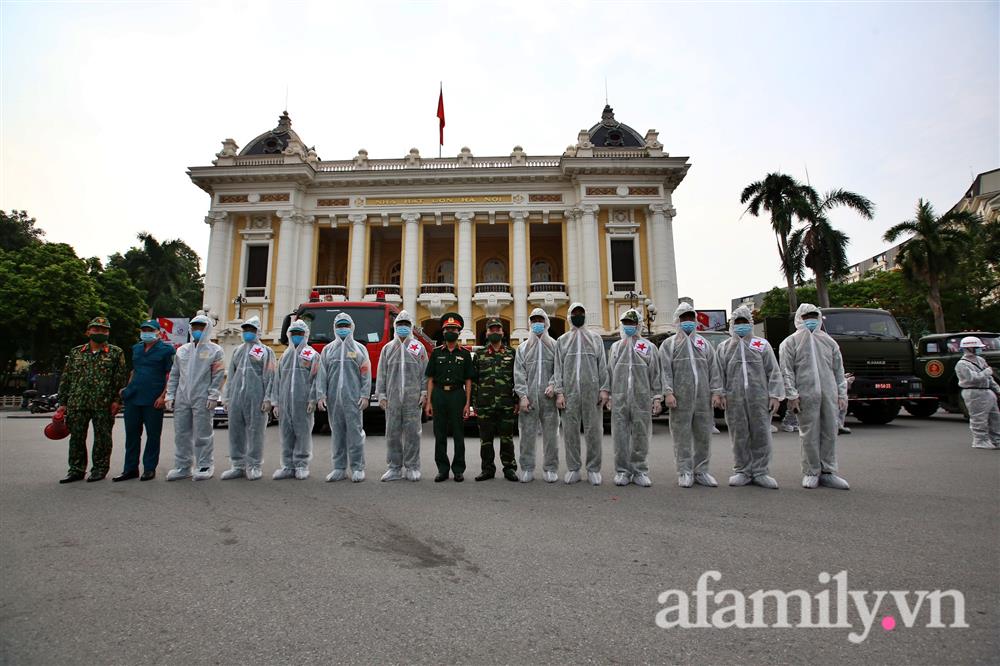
[113,320,176,481]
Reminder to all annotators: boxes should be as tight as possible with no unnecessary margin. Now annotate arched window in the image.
[435,259,454,283]
[531,259,552,283]
[483,258,507,283]
[387,261,401,285]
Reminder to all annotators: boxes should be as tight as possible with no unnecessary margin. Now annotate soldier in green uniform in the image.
[55,316,128,483]
[424,313,473,482]
[473,318,519,482]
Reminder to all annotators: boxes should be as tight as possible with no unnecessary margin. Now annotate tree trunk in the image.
[776,233,797,313]
[927,274,946,333]
[815,270,830,308]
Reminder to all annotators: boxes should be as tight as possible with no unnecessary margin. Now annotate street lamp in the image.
[233,293,247,321]
[644,298,657,334]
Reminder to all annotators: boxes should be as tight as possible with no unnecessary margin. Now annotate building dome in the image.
[588,105,644,148]
[239,111,304,155]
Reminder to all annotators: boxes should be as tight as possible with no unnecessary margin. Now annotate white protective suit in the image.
[659,303,718,480]
[955,351,1000,449]
[165,314,225,479]
[317,312,372,478]
[607,312,661,483]
[711,306,785,485]
[553,303,609,482]
[272,320,320,477]
[779,304,849,483]
[514,308,560,477]
[375,310,428,477]
[221,316,276,477]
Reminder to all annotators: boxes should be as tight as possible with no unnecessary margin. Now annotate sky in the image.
[1,0,997,311]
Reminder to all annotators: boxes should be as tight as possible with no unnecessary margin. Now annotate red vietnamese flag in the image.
[436,83,445,146]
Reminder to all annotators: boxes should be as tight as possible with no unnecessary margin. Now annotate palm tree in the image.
[107,232,205,318]
[740,173,811,312]
[883,199,977,333]
[789,187,874,308]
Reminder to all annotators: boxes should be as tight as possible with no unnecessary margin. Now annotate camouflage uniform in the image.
[58,320,128,476]
[473,338,518,476]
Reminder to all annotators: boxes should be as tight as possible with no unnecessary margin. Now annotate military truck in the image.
[764,307,927,424]
[910,332,1000,417]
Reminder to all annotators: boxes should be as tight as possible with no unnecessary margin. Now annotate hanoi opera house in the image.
[188,105,690,343]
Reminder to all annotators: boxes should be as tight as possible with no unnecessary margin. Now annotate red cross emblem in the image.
[249,344,265,360]
[407,341,423,357]
[300,347,315,360]
[694,337,705,350]
[634,340,649,355]
[750,338,765,351]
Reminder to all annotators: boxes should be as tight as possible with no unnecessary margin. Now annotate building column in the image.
[564,209,580,306]
[401,212,420,316]
[202,211,230,323]
[578,204,603,331]
[347,213,368,301]
[295,214,316,304]
[273,209,299,327]
[650,202,679,329]
[455,211,475,340]
[510,210,529,339]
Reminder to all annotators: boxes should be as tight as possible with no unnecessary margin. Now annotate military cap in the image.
[485,318,504,329]
[441,312,464,329]
[139,319,160,330]
[620,309,641,323]
[88,316,111,329]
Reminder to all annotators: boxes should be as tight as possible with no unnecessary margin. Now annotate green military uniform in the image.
[425,313,473,477]
[58,317,128,477]
[473,321,518,477]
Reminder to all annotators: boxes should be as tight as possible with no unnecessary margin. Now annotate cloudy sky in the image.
[1,1,996,310]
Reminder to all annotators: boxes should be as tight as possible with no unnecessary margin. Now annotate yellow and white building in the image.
[189,105,690,342]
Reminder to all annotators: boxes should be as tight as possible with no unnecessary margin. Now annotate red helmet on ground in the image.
[44,412,69,440]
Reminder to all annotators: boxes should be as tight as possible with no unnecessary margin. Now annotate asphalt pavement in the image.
[1,411,997,665]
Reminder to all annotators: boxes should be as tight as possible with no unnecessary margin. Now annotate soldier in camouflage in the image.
[473,318,519,482]
[55,316,128,483]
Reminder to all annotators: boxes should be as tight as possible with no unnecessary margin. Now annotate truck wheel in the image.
[853,403,901,425]
[904,400,939,418]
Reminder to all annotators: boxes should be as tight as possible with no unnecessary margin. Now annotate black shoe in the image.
[59,473,84,484]
[434,472,449,482]
[86,472,107,483]
[140,470,156,481]
[112,470,140,482]
[454,474,464,482]
[503,469,518,482]
[474,472,495,482]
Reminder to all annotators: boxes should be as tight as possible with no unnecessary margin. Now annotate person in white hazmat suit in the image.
[375,311,428,481]
[710,306,784,489]
[272,319,320,480]
[317,312,372,482]
[220,316,276,481]
[659,302,719,488]
[607,309,662,487]
[779,304,850,489]
[955,336,1000,449]
[165,314,225,481]
[514,308,560,483]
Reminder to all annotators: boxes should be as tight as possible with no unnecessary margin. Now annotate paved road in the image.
[1,412,997,664]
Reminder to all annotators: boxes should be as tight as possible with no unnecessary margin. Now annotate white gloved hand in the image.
[164,399,174,411]
[519,396,531,412]
[665,393,678,409]
[207,399,218,410]
[317,398,327,412]
[379,398,387,410]
[838,398,849,412]
[306,401,315,414]
[273,404,281,418]
[419,393,427,407]
[598,390,610,409]
[544,385,554,398]
[358,398,369,410]
[555,394,566,410]
[712,394,727,410]
[261,400,272,413]
[652,398,663,416]
[768,398,781,416]
[787,398,801,414]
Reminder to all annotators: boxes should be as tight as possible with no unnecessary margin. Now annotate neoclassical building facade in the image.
[189,105,690,342]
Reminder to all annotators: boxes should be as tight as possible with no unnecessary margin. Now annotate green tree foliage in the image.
[89,260,154,354]
[107,232,204,318]
[0,210,46,251]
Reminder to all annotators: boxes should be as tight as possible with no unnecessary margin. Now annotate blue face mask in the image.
[531,322,545,335]
[396,326,411,338]
[140,331,157,343]
[191,330,203,342]
[242,331,257,343]
[734,323,752,338]
[803,319,820,332]
[290,334,305,346]
[973,348,983,356]
[680,321,696,334]
[336,327,351,339]
[622,325,637,337]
